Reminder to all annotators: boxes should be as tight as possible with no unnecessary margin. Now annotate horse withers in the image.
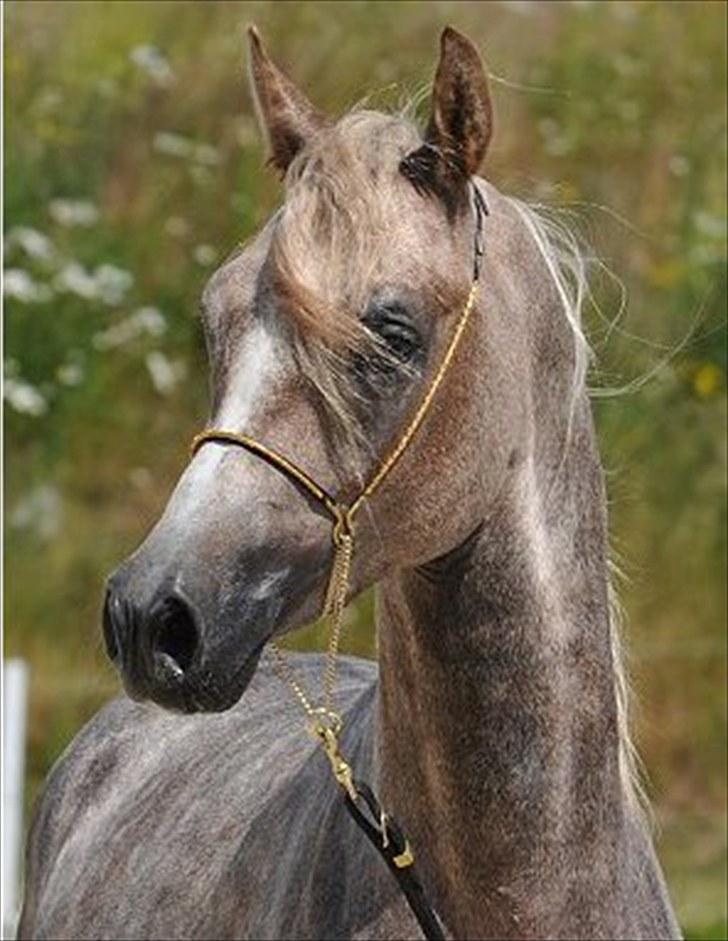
[18,26,681,941]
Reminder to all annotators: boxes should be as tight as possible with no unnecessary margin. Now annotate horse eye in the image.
[377,320,420,362]
[363,305,422,365]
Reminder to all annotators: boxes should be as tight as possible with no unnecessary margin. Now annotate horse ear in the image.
[426,27,493,176]
[247,26,327,174]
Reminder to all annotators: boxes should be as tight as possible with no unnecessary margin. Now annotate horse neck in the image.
[374,377,630,937]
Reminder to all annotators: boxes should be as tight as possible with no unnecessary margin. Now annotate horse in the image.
[18,26,681,941]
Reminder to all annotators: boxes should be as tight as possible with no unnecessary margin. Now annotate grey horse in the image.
[18,26,681,941]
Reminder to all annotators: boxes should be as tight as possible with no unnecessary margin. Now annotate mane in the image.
[502,196,648,816]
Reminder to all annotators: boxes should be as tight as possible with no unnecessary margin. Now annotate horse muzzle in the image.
[102,556,321,712]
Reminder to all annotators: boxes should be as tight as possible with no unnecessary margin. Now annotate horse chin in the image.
[120,634,269,715]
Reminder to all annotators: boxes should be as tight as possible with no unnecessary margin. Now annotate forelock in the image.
[270,110,421,349]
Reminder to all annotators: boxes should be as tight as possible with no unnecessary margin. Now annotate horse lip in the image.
[174,637,269,714]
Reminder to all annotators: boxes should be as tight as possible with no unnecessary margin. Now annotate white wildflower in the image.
[48,198,100,227]
[3,269,53,303]
[129,44,175,87]
[193,244,217,266]
[94,264,134,305]
[54,262,133,304]
[694,210,727,240]
[10,484,63,541]
[54,262,100,299]
[153,131,220,166]
[93,306,167,350]
[146,351,186,396]
[154,131,194,159]
[56,362,85,386]
[194,144,221,166]
[4,377,48,416]
[5,227,56,262]
[134,306,167,336]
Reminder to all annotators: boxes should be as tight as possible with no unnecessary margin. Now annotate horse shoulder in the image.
[19,656,385,940]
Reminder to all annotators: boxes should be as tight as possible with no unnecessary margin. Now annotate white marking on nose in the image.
[248,567,291,602]
[216,323,283,429]
[183,323,285,493]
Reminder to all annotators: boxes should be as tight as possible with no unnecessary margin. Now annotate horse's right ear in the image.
[247,26,328,175]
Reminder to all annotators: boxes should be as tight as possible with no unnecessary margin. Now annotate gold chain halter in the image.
[190,184,486,810]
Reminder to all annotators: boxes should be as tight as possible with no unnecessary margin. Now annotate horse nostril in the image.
[102,587,121,663]
[149,595,199,678]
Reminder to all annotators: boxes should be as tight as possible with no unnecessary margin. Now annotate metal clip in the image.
[379,810,415,868]
[312,719,358,804]
[393,842,415,869]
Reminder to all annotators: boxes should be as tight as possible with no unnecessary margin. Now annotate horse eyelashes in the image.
[399,144,441,199]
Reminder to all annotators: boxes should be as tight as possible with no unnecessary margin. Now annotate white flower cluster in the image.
[129,44,175,88]
[48,199,100,227]
[153,131,220,166]
[3,269,53,303]
[4,376,49,416]
[92,306,167,350]
[5,226,56,262]
[145,350,187,396]
[55,262,134,305]
[10,484,63,541]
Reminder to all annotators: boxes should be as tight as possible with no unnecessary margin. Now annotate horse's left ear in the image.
[427,27,493,175]
[401,27,492,208]
[247,25,328,174]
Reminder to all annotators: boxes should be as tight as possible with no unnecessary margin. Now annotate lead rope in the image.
[190,184,487,941]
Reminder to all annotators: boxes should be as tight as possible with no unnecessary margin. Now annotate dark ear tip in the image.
[247,24,262,52]
[440,25,481,59]
[440,25,468,48]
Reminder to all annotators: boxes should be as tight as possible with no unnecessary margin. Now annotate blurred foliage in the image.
[4,1,726,936]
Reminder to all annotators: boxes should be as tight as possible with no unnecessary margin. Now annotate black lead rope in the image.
[343,781,447,941]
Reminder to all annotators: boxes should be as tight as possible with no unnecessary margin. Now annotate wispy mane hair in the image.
[504,196,646,815]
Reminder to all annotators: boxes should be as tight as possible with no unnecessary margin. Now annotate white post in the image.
[2,659,29,940]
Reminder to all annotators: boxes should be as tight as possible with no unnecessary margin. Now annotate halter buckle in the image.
[332,510,353,548]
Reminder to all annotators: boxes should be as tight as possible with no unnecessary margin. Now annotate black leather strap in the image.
[343,780,446,941]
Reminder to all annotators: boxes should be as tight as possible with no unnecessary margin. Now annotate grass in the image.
[4,1,727,936]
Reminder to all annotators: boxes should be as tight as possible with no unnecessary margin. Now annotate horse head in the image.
[103,27,500,712]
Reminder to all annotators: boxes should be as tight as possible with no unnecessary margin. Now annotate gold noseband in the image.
[189,184,486,801]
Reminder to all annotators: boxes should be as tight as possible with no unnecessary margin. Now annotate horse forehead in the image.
[295,112,421,191]
[335,112,420,163]
[201,226,273,322]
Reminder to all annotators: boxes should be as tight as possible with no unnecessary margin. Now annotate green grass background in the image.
[4,1,726,937]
